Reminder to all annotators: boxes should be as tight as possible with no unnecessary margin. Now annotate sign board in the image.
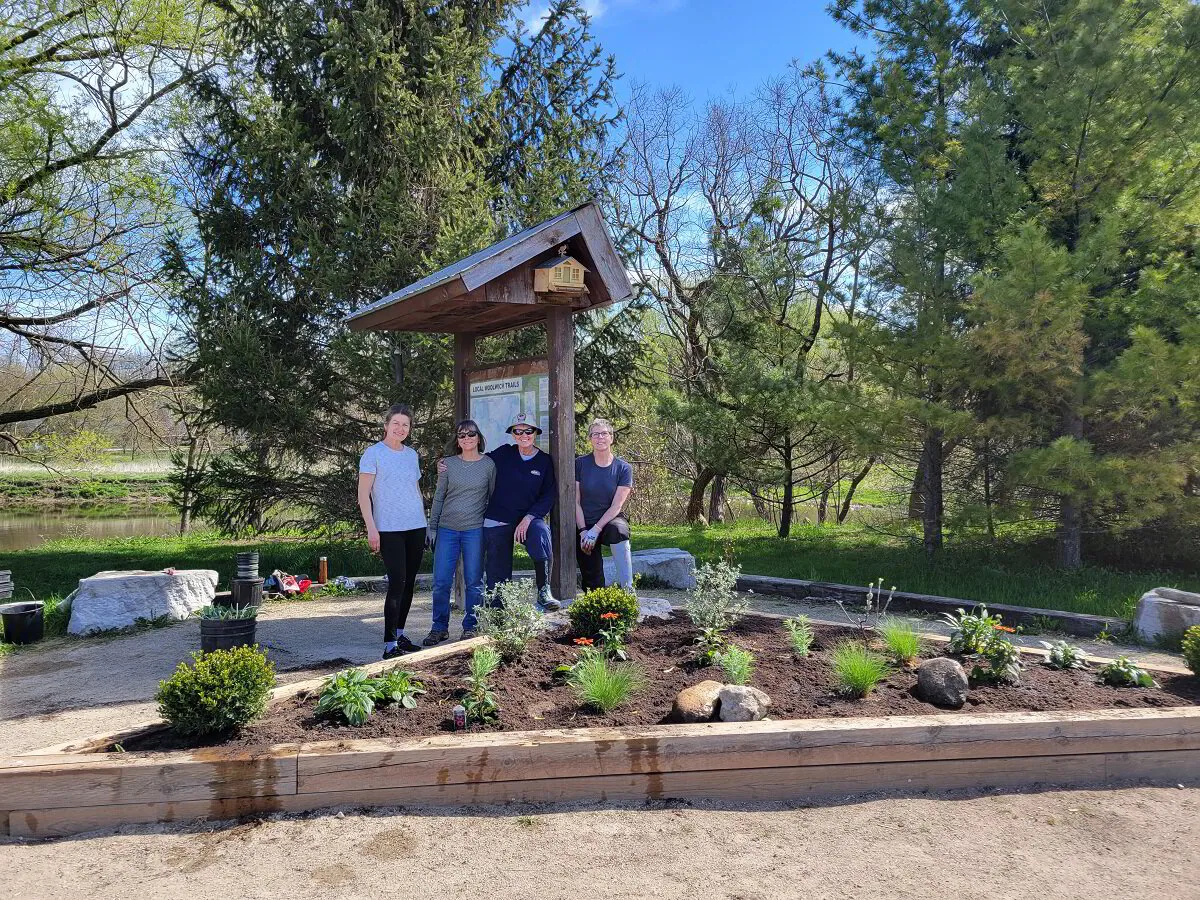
[469,365,550,454]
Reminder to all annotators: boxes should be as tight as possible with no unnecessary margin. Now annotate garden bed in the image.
[4,612,1198,839]
[100,613,1200,751]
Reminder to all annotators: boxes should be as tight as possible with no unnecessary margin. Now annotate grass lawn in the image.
[6,519,1197,623]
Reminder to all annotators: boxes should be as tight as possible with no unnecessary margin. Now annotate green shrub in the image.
[942,606,1007,654]
[315,669,379,726]
[567,650,645,713]
[783,615,814,657]
[1040,640,1088,670]
[877,616,922,665]
[478,580,545,660]
[156,646,275,735]
[715,645,754,685]
[685,561,746,632]
[567,585,639,638]
[830,641,890,698]
[1098,655,1156,688]
[1182,626,1200,676]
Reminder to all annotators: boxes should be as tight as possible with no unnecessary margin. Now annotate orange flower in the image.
[600,612,619,620]
[993,624,1015,633]
[573,637,594,646]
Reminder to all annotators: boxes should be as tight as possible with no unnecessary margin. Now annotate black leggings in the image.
[379,528,425,641]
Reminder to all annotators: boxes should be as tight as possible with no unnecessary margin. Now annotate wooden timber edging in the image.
[2,706,1199,839]
[737,573,1125,638]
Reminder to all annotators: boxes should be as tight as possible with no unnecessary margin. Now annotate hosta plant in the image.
[374,668,426,709]
[315,668,379,726]
[1098,656,1156,688]
[1040,640,1088,671]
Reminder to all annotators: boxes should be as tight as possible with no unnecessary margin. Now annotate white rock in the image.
[717,685,772,722]
[636,596,673,622]
[602,547,697,589]
[67,569,218,635]
[1133,587,1200,644]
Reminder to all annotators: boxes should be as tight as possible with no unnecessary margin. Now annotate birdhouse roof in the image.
[533,255,588,272]
[344,201,630,336]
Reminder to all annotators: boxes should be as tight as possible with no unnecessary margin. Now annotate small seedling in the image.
[715,645,754,685]
[783,615,814,657]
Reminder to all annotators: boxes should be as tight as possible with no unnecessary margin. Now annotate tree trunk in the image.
[837,457,875,524]
[686,468,716,525]
[178,437,199,536]
[1056,414,1085,569]
[983,438,996,543]
[816,480,832,525]
[921,428,944,561]
[707,475,726,524]
[778,437,794,538]
[907,451,927,520]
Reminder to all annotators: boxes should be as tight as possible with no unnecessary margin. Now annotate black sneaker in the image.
[382,644,404,660]
[395,634,421,654]
[422,630,449,647]
[461,628,478,639]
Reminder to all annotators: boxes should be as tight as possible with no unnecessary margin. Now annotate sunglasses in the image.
[457,430,479,438]
[511,428,535,436]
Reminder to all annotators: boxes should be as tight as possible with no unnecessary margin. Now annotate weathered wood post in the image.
[546,306,577,602]
[451,334,476,608]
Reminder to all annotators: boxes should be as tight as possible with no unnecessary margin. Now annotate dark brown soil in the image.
[124,613,1200,753]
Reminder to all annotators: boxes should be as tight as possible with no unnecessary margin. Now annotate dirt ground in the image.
[2,786,1197,900]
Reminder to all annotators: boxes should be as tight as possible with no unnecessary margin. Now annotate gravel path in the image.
[0,586,1188,754]
[2,786,1197,899]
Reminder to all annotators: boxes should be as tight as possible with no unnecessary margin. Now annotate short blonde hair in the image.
[587,418,614,437]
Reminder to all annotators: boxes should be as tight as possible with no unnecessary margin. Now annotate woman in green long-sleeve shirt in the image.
[423,419,496,645]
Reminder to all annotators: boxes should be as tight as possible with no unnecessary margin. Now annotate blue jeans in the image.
[484,518,552,592]
[431,527,485,632]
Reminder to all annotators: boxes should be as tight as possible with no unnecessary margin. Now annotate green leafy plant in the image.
[1181,625,1200,676]
[156,645,275,735]
[195,604,259,620]
[830,641,890,698]
[374,668,426,709]
[715,645,754,685]
[1098,656,1156,688]
[971,635,1023,684]
[693,626,726,666]
[596,611,631,661]
[477,580,545,661]
[942,606,1006,654]
[1040,640,1088,670]
[315,668,379,726]
[567,585,639,638]
[462,646,501,725]
[685,561,746,632]
[877,616,922,665]
[783,615,814,657]
[567,650,645,713]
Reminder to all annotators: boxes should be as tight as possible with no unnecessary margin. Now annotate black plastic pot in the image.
[0,601,44,645]
[230,577,264,609]
[199,617,257,654]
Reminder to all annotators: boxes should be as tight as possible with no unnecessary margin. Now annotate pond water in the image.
[0,510,185,552]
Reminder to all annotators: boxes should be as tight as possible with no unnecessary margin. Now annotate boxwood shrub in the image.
[567,585,640,638]
[156,645,275,735]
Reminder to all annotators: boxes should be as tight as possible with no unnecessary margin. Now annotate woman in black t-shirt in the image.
[574,418,634,591]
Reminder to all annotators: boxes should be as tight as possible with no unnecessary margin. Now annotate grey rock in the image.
[1133,587,1200,644]
[68,569,218,635]
[670,679,723,723]
[717,685,772,722]
[917,657,970,708]
[603,548,697,589]
[636,596,673,622]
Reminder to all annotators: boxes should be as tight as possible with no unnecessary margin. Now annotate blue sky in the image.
[571,0,865,102]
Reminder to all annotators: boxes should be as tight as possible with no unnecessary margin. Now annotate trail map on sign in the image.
[470,373,550,454]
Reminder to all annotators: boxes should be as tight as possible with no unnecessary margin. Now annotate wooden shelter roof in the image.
[344,202,632,336]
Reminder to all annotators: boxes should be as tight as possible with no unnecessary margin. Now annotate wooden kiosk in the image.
[344,202,633,600]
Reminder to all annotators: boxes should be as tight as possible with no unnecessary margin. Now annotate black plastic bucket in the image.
[0,601,44,645]
[199,618,257,654]
[229,577,264,609]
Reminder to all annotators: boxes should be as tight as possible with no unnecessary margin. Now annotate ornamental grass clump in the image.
[877,616,922,666]
[477,580,544,661]
[715,645,754,685]
[830,641,890,698]
[567,585,639,638]
[156,645,275,735]
[783,615,814,657]
[567,650,645,713]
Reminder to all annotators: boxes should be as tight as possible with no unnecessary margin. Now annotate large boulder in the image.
[670,680,723,723]
[603,548,696,589]
[717,685,772,722]
[916,657,970,708]
[68,569,218,635]
[1133,588,1200,644]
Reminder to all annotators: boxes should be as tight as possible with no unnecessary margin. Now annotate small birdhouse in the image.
[533,252,588,294]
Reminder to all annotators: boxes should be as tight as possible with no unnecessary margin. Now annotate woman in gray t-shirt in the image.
[575,418,634,591]
[424,419,496,644]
